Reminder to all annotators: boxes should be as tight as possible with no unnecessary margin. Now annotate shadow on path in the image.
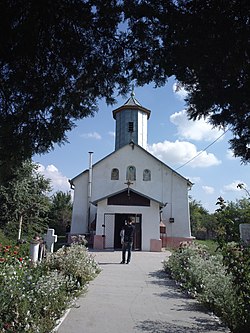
[98,262,121,265]
[134,319,226,333]
[144,270,229,333]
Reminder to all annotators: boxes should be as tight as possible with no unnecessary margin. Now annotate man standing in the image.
[120,217,135,264]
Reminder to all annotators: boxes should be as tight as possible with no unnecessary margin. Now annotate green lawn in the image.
[194,239,220,254]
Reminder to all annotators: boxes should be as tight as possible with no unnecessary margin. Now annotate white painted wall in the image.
[138,111,148,149]
[96,198,160,251]
[71,144,192,244]
[70,173,89,234]
[141,200,161,251]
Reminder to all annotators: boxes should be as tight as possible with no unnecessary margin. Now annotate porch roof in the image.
[91,188,165,207]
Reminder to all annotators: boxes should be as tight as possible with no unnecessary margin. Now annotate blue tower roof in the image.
[112,92,151,120]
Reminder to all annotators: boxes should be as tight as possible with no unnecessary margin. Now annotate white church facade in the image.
[69,93,194,251]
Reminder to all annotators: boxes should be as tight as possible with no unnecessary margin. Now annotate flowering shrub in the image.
[163,242,250,333]
[0,243,25,266]
[0,264,75,332]
[0,243,100,333]
[221,242,250,333]
[44,244,101,286]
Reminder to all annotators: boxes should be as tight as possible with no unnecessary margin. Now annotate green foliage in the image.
[189,196,250,243]
[215,197,250,244]
[221,242,250,333]
[1,0,250,178]
[0,0,130,182]
[45,244,101,287]
[0,262,76,332]
[0,161,51,240]
[0,229,13,246]
[164,242,250,333]
[0,243,29,265]
[124,0,250,162]
[189,198,218,239]
[0,243,100,333]
[194,240,219,255]
[48,191,72,236]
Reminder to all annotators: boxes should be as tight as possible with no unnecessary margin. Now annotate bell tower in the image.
[112,91,151,150]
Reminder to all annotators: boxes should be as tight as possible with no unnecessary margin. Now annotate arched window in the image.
[111,168,119,180]
[143,169,151,181]
[126,165,136,181]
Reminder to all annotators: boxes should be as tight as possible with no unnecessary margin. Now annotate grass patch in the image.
[194,239,219,254]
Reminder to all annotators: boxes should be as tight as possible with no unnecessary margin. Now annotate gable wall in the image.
[90,145,173,203]
[71,144,192,240]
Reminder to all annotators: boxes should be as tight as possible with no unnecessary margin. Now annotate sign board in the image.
[239,224,250,245]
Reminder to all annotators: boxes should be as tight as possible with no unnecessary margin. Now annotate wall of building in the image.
[71,143,192,245]
[91,145,191,236]
[161,171,191,238]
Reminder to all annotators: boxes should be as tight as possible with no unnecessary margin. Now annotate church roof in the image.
[112,91,151,119]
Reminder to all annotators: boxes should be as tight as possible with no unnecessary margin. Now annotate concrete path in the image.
[56,250,229,333]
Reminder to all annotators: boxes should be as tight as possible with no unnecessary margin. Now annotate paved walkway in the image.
[56,250,229,333]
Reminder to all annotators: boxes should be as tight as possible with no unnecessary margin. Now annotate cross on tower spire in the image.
[131,84,135,97]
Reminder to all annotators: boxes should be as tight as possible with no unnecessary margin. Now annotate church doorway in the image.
[113,213,141,250]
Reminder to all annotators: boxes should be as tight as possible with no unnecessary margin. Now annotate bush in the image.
[0,243,100,333]
[44,244,101,287]
[221,242,250,333]
[0,263,76,332]
[164,242,250,333]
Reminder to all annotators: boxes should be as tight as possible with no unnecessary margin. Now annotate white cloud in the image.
[202,186,215,194]
[188,176,201,184]
[170,110,224,142]
[37,164,70,193]
[226,150,235,160]
[81,131,101,140]
[226,149,241,160]
[108,131,115,137]
[172,82,188,100]
[148,140,221,168]
[223,180,247,193]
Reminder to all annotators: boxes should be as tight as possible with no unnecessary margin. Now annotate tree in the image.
[124,0,250,163]
[0,0,129,184]
[48,191,72,236]
[1,0,250,183]
[215,196,250,243]
[0,161,51,240]
[237,183,250,198]
[189,198,218,239]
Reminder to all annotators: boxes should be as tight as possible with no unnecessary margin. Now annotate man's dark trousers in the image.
[122,241,133,263]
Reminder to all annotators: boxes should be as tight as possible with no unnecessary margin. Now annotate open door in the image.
[114,214,141,250]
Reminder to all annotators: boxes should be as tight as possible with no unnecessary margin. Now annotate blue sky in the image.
[33,77,249,212]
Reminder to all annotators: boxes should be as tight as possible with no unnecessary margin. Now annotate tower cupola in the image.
[112,91,151,150]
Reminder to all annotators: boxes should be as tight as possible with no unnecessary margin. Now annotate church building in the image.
[69,92,193,251]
